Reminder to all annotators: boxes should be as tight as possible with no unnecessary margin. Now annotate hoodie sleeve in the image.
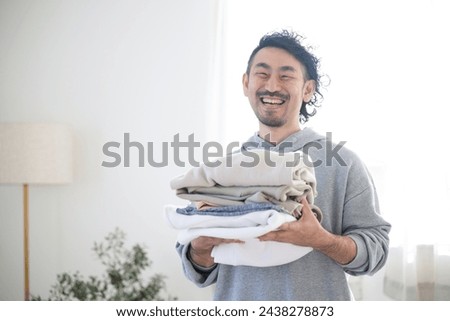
[175,242,219,287]
[339,160,391,276]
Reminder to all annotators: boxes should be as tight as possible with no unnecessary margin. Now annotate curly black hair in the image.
[246,30,324,123]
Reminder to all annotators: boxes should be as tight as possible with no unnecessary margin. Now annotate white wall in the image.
[0,0,218,300]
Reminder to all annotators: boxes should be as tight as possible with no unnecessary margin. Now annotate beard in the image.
[253,109,287,127]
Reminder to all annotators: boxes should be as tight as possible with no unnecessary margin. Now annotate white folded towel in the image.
[165,205,312,267]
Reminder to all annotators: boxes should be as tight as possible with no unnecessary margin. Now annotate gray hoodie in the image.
[176,128,391,300]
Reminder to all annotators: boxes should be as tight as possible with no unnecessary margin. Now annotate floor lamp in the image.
[0,123,73,300]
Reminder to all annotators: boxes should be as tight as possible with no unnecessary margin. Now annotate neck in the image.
[258,124,301,145]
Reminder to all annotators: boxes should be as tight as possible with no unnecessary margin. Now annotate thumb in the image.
[300,197,315,220]
[277,222,292,231]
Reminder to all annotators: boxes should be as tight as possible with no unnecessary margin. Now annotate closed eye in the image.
[255,72,269,78]
[280,74,294,80]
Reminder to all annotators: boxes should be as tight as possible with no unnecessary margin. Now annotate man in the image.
[176,30,391,300]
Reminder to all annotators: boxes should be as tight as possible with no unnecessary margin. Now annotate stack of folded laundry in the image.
[165,149,323,267]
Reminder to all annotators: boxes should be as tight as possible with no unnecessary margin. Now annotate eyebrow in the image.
[280,65,297,73]
[254,62,271,70]
[254,63,297,73]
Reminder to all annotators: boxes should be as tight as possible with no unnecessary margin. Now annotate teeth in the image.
[261,97,284,105]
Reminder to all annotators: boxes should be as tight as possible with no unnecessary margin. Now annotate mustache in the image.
[256,90,289,101]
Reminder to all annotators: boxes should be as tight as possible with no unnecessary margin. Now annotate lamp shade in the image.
[0,123,73,184]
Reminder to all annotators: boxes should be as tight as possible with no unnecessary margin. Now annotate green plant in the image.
[33,228,174,300]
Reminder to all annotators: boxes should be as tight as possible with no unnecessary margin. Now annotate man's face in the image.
[243,47,315,129]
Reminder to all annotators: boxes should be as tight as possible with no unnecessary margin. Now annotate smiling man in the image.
[176,30,391,300]
[243,46,316,143]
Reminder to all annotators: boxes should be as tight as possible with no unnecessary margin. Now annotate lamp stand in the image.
[23,184,30,301]
[0,123,73,301]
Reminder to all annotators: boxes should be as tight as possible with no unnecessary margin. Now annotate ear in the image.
[302,80,316,103]
[242,73,249,97]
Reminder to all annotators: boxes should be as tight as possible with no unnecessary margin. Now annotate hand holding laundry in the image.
[190,236,244,268]
[259,198,326,248]
[260,198,357,265]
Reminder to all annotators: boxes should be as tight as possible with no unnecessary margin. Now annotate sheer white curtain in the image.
[214,0,450,300]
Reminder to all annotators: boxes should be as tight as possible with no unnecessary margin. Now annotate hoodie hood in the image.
[243,127,327,153]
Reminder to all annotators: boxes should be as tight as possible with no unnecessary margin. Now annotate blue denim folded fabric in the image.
[176,202,286,216]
